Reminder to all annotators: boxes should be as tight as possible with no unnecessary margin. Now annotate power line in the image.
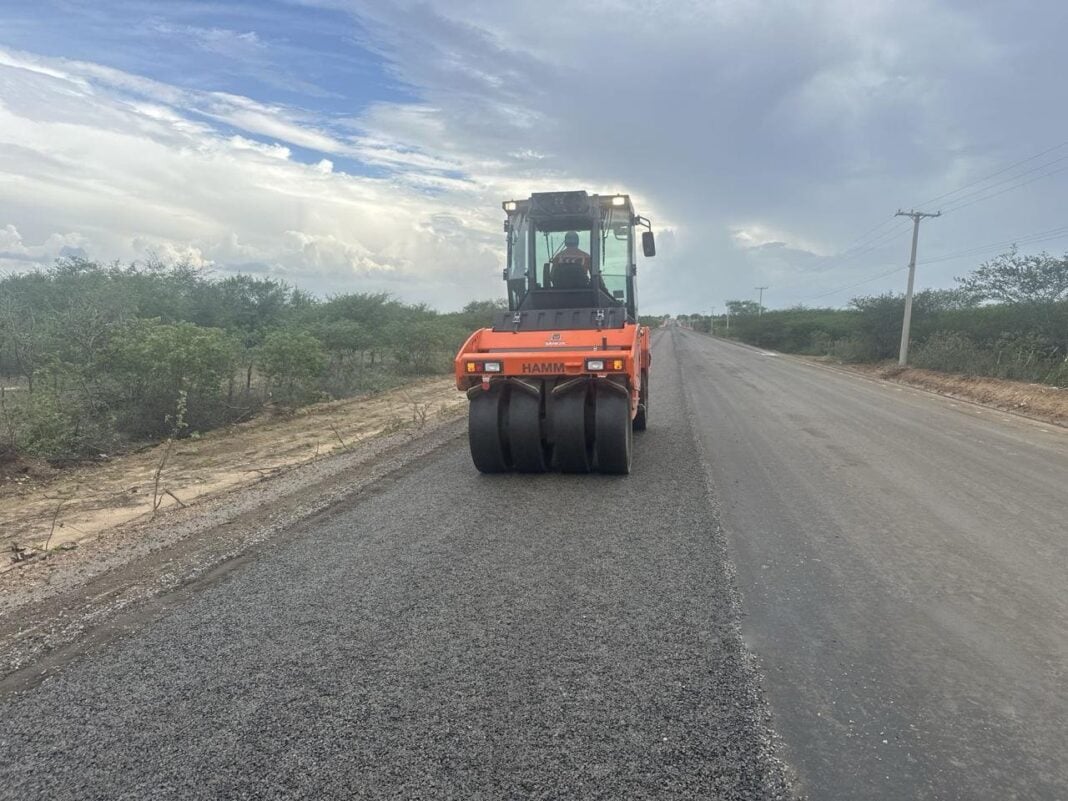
[827,221,915,261]
[917,224,1068,265]
[799,219,913,276]
[940,163,1068,215]
[914,139,1068,208]
[935,153,1068,212]
[793,222,1068,304]
[843,215,901,244]
[796,264,908,302]
[779,140,1068,310]
[817,140,1068,273]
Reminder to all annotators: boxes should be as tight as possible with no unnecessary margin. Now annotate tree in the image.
[957,247,1068,304]
[726,299,762,316]
[259,329,327,405]
[461,299,508,315]
[105,320,239,435]
[386,318,456,374]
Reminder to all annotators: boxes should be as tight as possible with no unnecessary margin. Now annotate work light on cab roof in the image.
[454,190,656,474]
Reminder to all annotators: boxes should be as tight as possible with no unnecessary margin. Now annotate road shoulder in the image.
[703,333,1067,429]
[0,393,466,688]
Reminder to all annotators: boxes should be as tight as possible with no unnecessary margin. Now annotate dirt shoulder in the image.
[1,380,467,679]
[806,358,1068,428]
[2,378,462,566]
[705,335,1067,428]
[0,377,468,683]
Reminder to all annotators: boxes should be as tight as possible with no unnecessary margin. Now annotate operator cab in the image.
[499,190,654,331]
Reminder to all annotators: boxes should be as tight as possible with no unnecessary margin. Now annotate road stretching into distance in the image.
[1,327,1066,799]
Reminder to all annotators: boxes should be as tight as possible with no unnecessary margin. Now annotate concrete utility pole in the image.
[725,307,730,334]
[894,209,941,366]
[755,286,769,316]
[710,306,715,335]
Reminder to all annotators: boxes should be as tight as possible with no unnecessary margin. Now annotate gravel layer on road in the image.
[0,416,466,681]
[0,331,792,800]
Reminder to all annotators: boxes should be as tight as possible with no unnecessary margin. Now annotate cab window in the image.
[600,207,631,302]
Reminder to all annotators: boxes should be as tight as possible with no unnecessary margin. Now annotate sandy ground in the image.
[1,378,463,573]
[831,362,1068,427]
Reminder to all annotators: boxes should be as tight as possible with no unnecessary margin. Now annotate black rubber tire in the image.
[468,386,511,473]
[633,369,649,431]
[595,386,632,474]
[551,384,593,473]
[508,388,550,472]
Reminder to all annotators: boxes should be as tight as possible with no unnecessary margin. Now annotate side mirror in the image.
[642,231,656,257]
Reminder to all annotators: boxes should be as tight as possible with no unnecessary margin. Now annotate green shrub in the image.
[912,331,995,375]
[10,383,116,461]
[260,329,327,406]
[830,335,879,363]
[1042,358,1068,388]
[104,320,239,437]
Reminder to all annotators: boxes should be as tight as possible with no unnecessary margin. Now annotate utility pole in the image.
[894,209,941,366]
[710,306,715,336]
[755,286,768,316]
[725,307,730,335]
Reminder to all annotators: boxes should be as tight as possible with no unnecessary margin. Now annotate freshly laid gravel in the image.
[0,331,792,800]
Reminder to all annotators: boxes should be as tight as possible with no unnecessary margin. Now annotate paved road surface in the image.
[2,327,1066,799]
[676,328,1068,800]
[0,329,787,800]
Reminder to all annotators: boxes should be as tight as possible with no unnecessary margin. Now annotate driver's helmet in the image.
[564,231,580,247]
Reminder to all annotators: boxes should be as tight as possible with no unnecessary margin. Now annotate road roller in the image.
[454,190,655,474]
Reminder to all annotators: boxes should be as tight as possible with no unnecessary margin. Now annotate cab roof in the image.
[502,190,635,218]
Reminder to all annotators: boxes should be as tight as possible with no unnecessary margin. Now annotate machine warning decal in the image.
[522,363,565,374]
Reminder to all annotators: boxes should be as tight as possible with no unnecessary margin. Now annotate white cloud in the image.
[732,225,825,258]
[0,46,504,306]
[0,224,89,270]
[149,22,264,54]
[296,0,1068,310]
[197,92,350,154]
[3,1,1068,311]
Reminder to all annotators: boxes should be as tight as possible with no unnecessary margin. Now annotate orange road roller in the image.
[454,190,655,474]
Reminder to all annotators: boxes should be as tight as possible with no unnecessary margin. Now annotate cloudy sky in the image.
[1,0,1067,313]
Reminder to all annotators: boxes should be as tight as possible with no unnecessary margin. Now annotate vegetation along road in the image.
[1,327,1065,799]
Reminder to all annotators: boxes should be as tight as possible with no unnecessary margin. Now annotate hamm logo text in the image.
[522,362,565,374]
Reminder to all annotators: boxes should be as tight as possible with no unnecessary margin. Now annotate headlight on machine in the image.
[467,360,502,373]
[586,357,626,372]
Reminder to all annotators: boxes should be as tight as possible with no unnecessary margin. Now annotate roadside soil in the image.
[710,334,1068,428]
[822,361,1068,427]
[1,378,463,574]
[0,377,468,681]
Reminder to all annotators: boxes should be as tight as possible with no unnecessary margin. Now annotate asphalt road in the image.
[0,329,789,800]
[675,328,1068,800]
[2,327,1066,800]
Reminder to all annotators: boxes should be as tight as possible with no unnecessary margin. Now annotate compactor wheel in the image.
[468,385,511,473]
[551,384,593,473]
[508,387,550,472]
[633,369,649,432]
[595,385,633,474]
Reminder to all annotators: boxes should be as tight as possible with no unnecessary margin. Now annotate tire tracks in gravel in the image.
[0,327,797,800]
[0,418,467,691]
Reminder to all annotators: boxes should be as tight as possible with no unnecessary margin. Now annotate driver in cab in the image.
[550,231,591,289]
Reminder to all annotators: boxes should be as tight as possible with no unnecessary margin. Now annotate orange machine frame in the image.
[455,322,651,418]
